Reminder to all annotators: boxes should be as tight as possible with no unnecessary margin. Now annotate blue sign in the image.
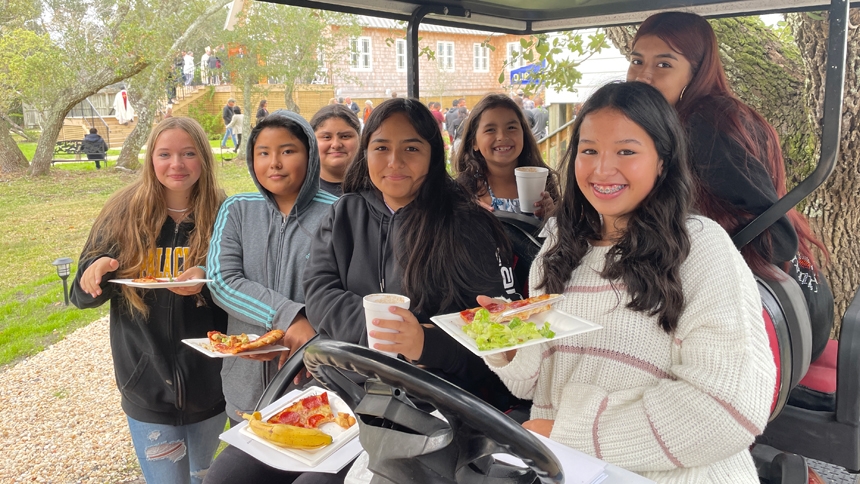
[510,62,544,85]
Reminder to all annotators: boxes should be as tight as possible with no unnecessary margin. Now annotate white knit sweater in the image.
[486,216,775,484]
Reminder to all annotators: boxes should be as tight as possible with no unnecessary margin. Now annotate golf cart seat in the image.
[494,211,543,297]
[756,285,860,475]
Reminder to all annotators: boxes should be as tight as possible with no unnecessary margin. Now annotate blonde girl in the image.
[71,117,228,484]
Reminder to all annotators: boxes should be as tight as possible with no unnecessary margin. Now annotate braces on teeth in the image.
[594,185,625,194]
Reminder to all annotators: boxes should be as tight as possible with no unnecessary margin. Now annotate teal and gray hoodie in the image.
[207,110,338,418]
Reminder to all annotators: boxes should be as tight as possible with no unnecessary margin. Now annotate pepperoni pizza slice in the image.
[459,294,559,324]
[267,391,356,430]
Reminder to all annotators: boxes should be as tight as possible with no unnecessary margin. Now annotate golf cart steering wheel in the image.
[304,339,563,484]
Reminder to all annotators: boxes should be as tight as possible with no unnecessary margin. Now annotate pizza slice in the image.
[459,294,559,324]
[267,391,356,430]
[132,275,159,283]
[206,329,285,354]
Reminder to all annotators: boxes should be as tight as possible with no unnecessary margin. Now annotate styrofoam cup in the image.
[362,294,410,357]
[515,167,549,213]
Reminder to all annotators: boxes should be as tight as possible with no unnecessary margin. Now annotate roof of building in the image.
[356,15,499,36]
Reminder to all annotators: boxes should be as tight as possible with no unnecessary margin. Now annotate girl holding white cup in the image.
[303,98,521,412]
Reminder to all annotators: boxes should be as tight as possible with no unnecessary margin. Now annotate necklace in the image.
[167,207,190,213]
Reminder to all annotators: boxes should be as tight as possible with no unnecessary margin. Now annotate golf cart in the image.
[246,0,858,482]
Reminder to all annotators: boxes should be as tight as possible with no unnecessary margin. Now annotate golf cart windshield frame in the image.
[255,0,849,248]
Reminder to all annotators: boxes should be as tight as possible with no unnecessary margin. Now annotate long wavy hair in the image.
[539,82,693,333]
[633,11,828,275]
[82,117,224,316]
[344,98,512,314]
[454,93,560,203]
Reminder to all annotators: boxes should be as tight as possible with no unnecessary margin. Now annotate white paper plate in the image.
[181,335,289,358]
[235,386,360,467]
[431,307,602,357]
[109,278,212,288]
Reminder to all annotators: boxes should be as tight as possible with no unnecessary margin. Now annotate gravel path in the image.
[0,317,143,483]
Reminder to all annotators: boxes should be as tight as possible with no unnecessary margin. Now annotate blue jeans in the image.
[220,128,237,148]
[127,412,227,484]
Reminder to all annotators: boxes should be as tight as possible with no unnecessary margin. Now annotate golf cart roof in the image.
[259,0,838,33]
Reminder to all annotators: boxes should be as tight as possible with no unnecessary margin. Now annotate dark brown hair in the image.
[344,98,512,314]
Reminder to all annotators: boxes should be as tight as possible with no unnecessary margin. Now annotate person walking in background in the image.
[429,102,445,132]
[70,117,228,484]
[183,51,195,86]
[225,106,244,153]
[113,87,135,126]
[200,47,211,86]
[362,100,373,126]
[530,96,549,140]
[81,128,109,170]
[208,50,220,85]
[445,99,460,142]
[220,98,237,150]
[344,96,359,116]
[255,99,269,125]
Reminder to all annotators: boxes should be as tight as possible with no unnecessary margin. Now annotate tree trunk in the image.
[0,117,29,173]
[117,84,150,170]
[790,10,860,329]
[27,107,66,176]
[284,83,299,113]
[237,77,253,161]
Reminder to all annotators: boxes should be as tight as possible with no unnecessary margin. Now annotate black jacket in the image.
[81,133,108,155]
[71,216,228,426]
[685,108,798,263]
[303,190,520,410]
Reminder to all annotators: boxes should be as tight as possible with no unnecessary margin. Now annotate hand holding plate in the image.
[168,266,206,296]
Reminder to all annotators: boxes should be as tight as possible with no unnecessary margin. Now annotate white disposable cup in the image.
[515,166,549,213]
[362,294,411,357]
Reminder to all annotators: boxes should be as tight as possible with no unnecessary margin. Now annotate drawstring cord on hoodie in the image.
[377,209,397,293]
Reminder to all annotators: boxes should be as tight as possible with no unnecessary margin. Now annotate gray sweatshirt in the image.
[207,110,338,417]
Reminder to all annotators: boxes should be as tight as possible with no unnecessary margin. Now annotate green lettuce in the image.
[462,308,555,351]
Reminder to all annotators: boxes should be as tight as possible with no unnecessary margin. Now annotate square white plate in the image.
[431,307,602,357]
[109,278,212,288]
[234,386,360,468]
[181,335,289,358]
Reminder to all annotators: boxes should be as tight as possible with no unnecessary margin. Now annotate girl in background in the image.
[627,11,833,361]
[71,117,227,484]
[455,93,559,218]
[310,104,361,197]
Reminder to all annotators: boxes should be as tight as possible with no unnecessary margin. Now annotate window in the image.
[350,37,372,70]
[437,41,454,72]
[507,42,527,69]
[473,43,489,72]
[396,39,406,72]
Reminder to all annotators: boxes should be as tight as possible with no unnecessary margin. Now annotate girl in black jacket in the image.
[71,117,227,484]
[304,97,520,410]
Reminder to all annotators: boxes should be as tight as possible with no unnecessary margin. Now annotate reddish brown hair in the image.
[633,12,828,275]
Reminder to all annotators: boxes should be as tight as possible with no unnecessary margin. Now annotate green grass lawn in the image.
[0,148,257,368]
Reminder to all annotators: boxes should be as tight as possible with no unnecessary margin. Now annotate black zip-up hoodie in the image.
[303,190,520,411]
[71,216,228,425]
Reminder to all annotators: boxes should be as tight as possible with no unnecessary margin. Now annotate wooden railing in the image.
[538,117,576,170]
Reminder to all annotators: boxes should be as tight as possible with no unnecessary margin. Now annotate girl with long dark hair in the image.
[71,117,228,484]
[486,82,774,483]
[304,97,519,409]
[627,11,833,361]
[454,93,559,218]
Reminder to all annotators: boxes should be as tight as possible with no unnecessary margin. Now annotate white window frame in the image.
[395,39,406,72]
[507,42,526,70]
[350,37,372,71]
[436,41,455,72]
[473,43,489,72]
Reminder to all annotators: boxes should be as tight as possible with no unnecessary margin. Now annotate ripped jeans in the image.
[127,412,227,484]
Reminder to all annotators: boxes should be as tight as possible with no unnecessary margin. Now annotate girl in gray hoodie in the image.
[207,110,337,423]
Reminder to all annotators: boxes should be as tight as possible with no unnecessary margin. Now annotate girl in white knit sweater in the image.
[485,82,775,483]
